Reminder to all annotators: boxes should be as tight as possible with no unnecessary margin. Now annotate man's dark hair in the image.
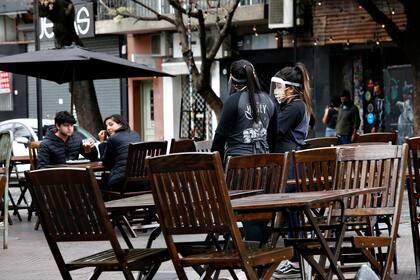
[54,111,76,126]
[340,89,351,98]
[104,114,130,131]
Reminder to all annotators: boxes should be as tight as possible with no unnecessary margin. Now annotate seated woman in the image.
[98,114,140,191]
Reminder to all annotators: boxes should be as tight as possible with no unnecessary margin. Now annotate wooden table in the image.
[105,189,264,248]
[47,161,105,172]
[230,188,385,280]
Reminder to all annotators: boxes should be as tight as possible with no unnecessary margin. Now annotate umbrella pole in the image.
[34,0,43,139]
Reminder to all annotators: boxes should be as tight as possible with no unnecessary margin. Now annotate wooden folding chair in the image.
[353,131,397,145]
[225,153,288,194]
[304,137,338,149]
[147,152,293,280]
[25,167,169,280]
[194,140,213,152]
[293,147,337,192]
[405,136,420,280]
[334,144,408,280]
[102,140,168,199]
[28,141,41,171]
[102,141,167,237]
[169,138,196,153]
[0,131,13,249]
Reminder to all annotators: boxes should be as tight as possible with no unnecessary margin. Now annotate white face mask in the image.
[273,87,286,104]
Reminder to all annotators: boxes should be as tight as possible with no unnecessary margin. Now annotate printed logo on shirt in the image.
[244,103,268,120]
[243,121,267,143]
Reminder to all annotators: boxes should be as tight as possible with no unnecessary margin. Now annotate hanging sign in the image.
[39,2,94,41]
[0,71,11,94]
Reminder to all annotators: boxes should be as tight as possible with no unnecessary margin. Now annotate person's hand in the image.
[98,130,107,142]
[82,138,95,153]
[351,133,357,142]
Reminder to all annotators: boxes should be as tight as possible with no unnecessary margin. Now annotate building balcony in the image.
[96,0,266,35]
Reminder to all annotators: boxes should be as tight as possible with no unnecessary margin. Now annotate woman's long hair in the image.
[104,114,130,132]
[274,62,313,116]
[230,59,262,123]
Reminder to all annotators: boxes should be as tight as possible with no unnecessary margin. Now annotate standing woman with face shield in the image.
[211,59,277,162]
[270,63,313,153]
[269,63,313,278]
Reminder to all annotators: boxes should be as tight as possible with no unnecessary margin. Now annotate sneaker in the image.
[272,261,301,279]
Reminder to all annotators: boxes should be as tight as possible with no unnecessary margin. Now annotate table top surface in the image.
[105,189,264,212]
[46,161,105,171]
[231,188,385,211]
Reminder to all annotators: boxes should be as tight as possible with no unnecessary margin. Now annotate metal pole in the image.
[293,0,297,63]
[34,0,43,139]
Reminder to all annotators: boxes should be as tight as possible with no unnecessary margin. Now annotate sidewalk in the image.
[0,193,417,280]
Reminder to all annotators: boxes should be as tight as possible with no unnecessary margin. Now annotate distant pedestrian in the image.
[336,90,361,144]
[371,82,385,132]
[322,96,340,136]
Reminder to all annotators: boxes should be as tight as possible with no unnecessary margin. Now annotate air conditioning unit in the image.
[268,0,294,29]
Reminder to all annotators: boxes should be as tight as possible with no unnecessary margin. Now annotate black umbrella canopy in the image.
[0,46,173,84]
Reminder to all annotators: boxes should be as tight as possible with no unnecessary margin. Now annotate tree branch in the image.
[356,0,404,45]
[207,0,240,61]
[99,0,176,25]
[168,0,200,18]
[197,10,207,68]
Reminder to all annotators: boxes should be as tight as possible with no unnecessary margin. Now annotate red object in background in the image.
[0,71,11,94]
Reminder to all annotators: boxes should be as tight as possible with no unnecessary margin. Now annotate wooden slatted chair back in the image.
[405,136,420,278]
[147,152,293,279]
[305,136,338,149]
[225,153,288,194]
[169,138,196,153]
[25,167,168,279]
[353,131,397,145]
[334,145,406,213]
[194,140,213,152]
[26,168,120,245]
[293,147,337,192]
[28,141,41,170]
[124,141,168,186]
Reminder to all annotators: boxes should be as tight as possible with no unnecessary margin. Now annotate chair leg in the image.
[201,266,215,280]
[34,217,41,230]
[260,262,280,280]
[88,268,102,280]
[122,215,137,238]
[122,268,136,280]
[140,262,162,280]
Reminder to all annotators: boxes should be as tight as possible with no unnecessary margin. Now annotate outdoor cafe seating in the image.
[146,152,294,280]
[3,134,417,280]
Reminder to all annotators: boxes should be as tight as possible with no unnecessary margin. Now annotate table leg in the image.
[303,200,346,280]
[113,214,134,249]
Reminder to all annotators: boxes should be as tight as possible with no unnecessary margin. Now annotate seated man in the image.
[38,111,98,169]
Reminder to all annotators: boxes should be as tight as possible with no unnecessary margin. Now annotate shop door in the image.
[140,80,155,141]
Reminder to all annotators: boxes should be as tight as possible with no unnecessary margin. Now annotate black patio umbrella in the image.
[0,45,173,83]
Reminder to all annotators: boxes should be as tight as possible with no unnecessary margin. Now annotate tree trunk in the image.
[70,80,103,135]
[194,71,223,119]
[39,0,103,135]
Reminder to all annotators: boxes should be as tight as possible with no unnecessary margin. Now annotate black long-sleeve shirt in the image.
[211,91,276,160]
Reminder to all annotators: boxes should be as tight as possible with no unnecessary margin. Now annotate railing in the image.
[97,0,265,21]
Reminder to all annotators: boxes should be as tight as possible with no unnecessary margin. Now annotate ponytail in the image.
[230,59,262,123]
[244,64,261,123]
[294,63,313,117]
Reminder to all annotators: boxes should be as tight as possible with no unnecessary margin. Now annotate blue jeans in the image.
[338,134,351,144]
[325,127,336,137]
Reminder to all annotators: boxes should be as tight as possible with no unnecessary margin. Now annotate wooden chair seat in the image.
[68,248,168,269]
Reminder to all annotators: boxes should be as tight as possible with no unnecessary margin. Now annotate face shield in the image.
[270,77,302,104]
